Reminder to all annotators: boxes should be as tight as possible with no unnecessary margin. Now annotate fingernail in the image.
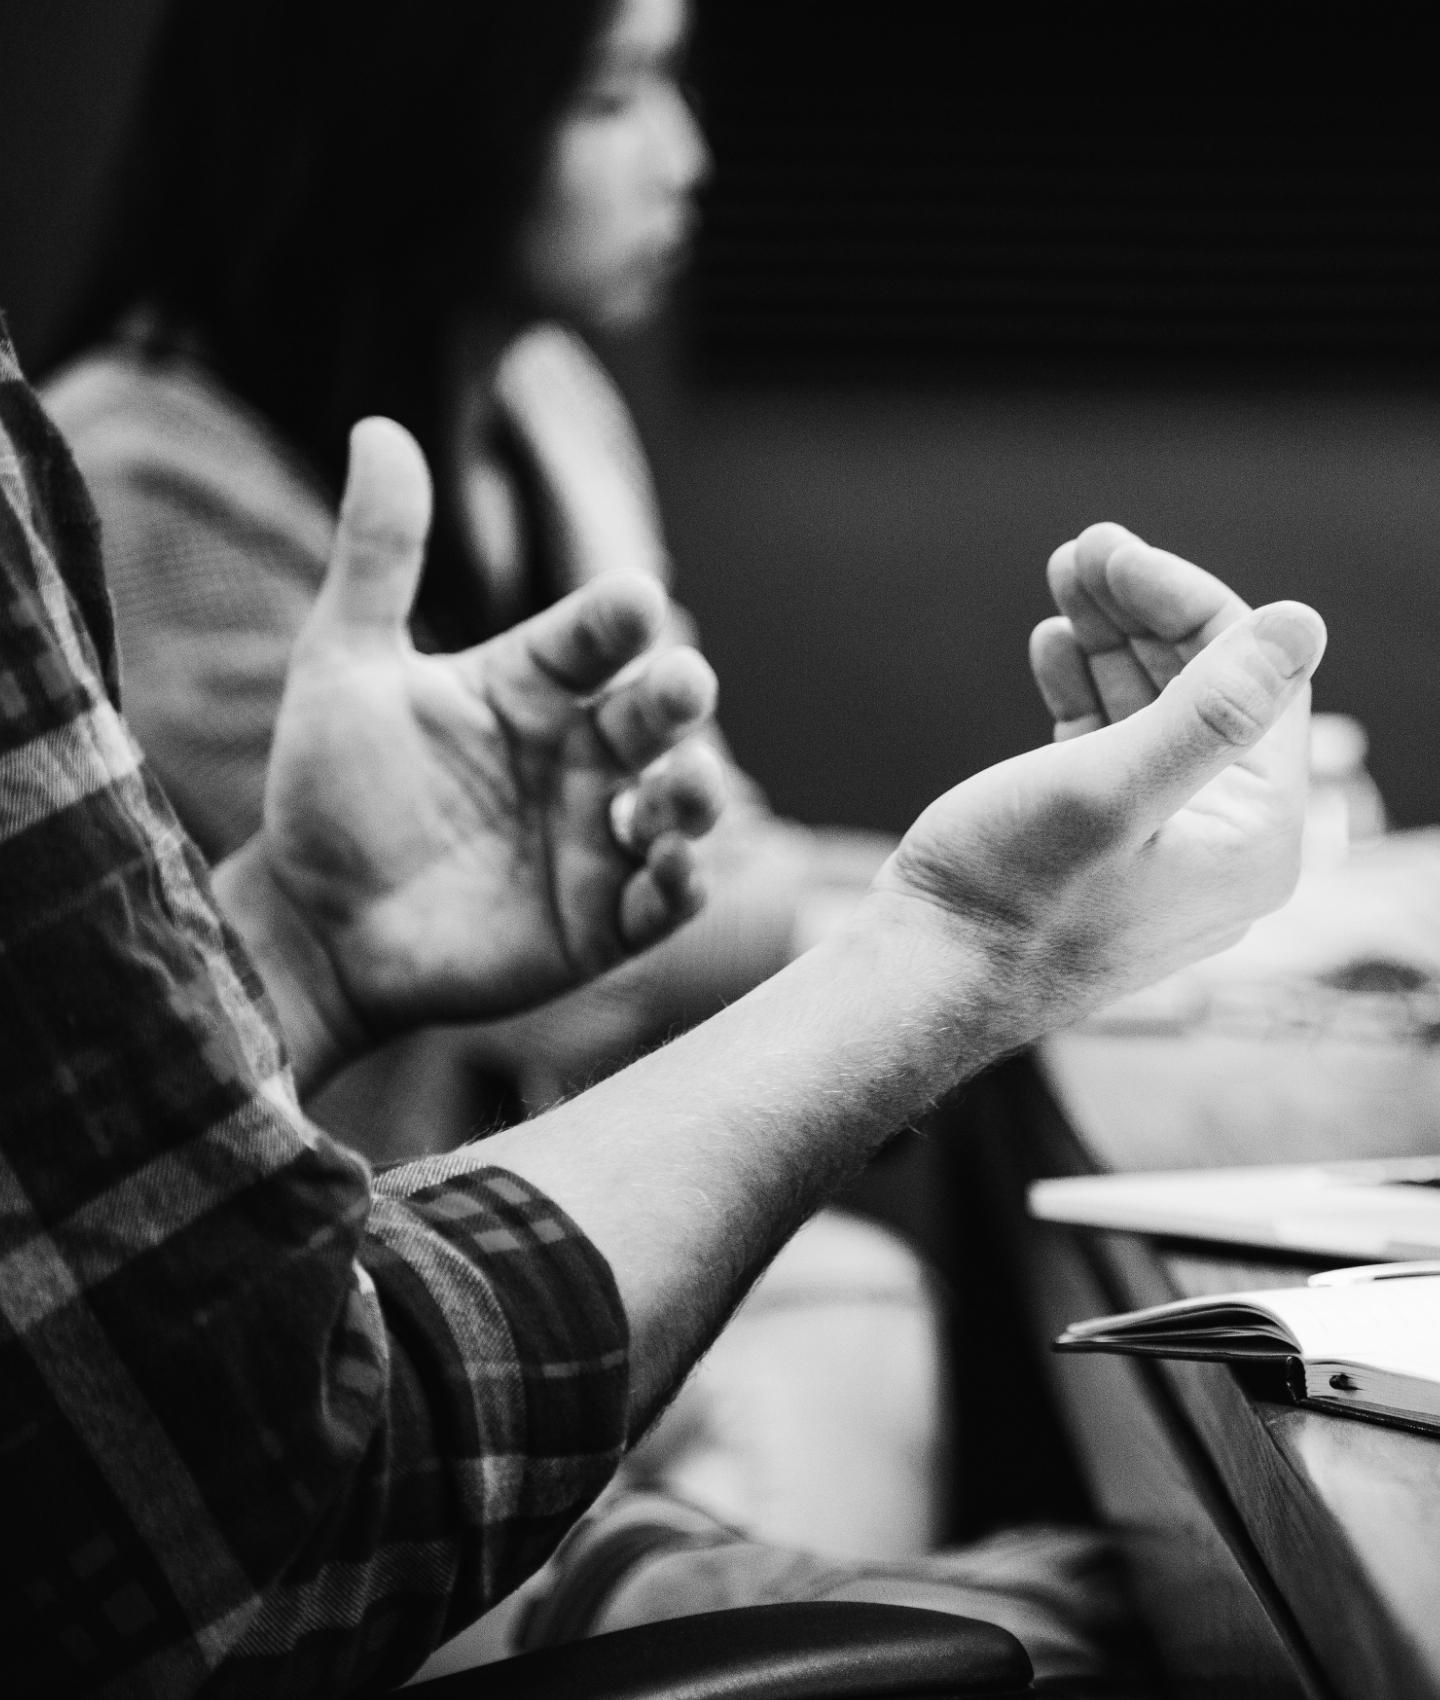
[1252,603,1327,680]
[609,788,642,857]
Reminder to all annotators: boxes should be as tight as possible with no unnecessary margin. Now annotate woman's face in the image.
[513,0,710,330]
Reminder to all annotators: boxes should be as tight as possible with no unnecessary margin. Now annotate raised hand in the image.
[867,524,1325,1043]
[1032,520,1255,737]
[218,418,725,1082]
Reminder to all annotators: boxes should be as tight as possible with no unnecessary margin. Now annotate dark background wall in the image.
[653,383,1440,834]
[650,2,1440,832]
[0,0,166,364]
[5,0,1440,831]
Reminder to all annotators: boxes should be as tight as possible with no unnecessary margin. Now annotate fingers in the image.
[619,835,707,952]
[614,741,727,851]
[1047,523,1252,724]
[1047,524,1144,647]
[1072,600,1327,840]
[1046,537,1166,723]
[608,745,724,953]
[593,645,718,770]
[1030,617,1104,741]
[513,571,671,695]
[471,571,716,767]
[314,418,433,643]
[1094,531,1249,649]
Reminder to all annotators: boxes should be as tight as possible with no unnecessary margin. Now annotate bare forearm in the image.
[477,895,1006,1434]
[632,822,898,1021]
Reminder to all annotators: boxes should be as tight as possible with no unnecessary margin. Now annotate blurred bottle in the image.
[1303,712,1387,870]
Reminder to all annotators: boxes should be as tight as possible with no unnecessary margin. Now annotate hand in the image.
[220,419,725,1080]
[474,530,1321,1426]
[866,524,1326,1041]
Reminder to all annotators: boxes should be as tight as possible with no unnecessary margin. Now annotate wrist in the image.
[211,838,365,1095]
[838,883,1051,1079]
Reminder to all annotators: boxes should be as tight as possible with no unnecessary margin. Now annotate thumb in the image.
[313,417,433,643]
[1084,600,1327,836]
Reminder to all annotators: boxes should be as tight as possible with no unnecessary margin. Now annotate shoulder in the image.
[498,324,642,454]
[496,325,671,588]
[42,345,333,568]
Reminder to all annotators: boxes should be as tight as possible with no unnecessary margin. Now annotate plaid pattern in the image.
[0,320,629,1698]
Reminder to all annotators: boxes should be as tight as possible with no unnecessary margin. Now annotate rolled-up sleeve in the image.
[0,328,627,1700]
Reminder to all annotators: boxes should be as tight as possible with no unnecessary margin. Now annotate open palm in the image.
[261,419,724,1038]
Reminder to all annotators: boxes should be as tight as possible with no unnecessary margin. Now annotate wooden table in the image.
[946,1024,1440,1700]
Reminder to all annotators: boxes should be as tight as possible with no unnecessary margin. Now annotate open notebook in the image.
[1030,1155,1440,1261]
[1055,1265,1440,1433]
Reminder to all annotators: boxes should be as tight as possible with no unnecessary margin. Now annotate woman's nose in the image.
[655,81,712,195]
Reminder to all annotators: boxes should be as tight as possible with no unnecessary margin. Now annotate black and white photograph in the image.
[1,4,1437,1695]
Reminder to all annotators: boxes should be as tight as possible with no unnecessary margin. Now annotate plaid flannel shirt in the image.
[0,320,629,1698]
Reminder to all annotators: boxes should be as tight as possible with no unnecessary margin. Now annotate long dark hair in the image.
[56,0,613,508]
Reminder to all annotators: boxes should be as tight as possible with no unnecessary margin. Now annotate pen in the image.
[1308,1260,1440,1287]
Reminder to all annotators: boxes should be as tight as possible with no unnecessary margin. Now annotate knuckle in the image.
[1191,676,1269,748]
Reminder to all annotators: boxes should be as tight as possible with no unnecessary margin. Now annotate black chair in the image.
[404,1601,1035,1697]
